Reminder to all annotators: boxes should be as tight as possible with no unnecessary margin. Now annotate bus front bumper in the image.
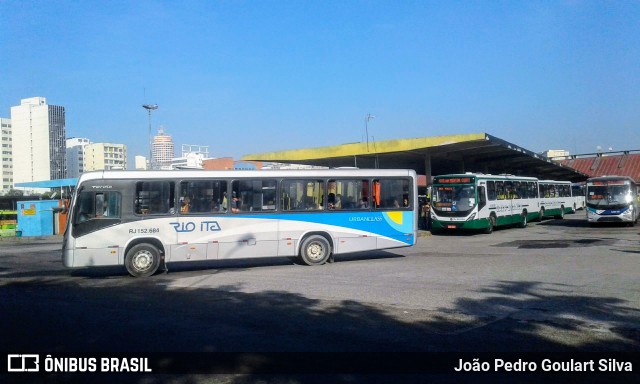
[431,218,489,231]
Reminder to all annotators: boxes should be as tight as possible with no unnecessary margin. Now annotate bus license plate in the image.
[447,225,456,229]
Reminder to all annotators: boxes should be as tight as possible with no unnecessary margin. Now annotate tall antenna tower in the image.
[143,104,158,169]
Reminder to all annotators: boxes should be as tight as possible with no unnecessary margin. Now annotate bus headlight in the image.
[466,213,476,221]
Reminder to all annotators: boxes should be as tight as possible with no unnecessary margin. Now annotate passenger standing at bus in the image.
[221,192,228,212]
[181,197,191,213]
[421,199,431,230]
[334,194,342,209]
[231,191,241,213]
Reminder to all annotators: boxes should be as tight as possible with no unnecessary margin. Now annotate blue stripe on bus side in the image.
[239,211,415,245]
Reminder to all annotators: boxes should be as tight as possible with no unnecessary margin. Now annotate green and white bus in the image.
[431,174,578,233]
[431,174,541,233]
[538,180,576,219]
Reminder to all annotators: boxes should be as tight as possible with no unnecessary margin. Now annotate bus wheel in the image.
[538,208,545,222]
[125,243,161,277]
[299,235,332,266]
[484,215,496,234]
[518,211,528,228]
[556,206,565,220]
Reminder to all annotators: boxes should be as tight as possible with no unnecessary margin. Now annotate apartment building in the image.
[11,97,66,184]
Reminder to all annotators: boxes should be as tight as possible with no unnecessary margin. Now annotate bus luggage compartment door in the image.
[169,217,210,261]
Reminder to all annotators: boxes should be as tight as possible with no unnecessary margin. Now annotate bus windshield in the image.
[587,184,633,208]
[433,184,476,212]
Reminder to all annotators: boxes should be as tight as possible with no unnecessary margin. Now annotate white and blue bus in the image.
[586,176,638,226]
[63,169,418,276]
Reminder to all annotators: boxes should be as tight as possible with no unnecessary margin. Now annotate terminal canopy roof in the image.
[15,178,79,189]
[243,133,587,182]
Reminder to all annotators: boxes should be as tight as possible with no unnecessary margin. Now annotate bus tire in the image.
[299,235,332,266]
[484,215,496,234]
[518,211,528,228]
[537,208,545,222]
[125,243,161,277]
[555,206,565,220]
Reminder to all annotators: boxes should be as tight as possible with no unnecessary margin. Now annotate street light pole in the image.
[143,104,158,169]
[365,114,375,152]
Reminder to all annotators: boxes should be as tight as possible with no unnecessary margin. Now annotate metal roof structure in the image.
[556,150,640,182]
[243,133,587,182]
[15,178,79,189]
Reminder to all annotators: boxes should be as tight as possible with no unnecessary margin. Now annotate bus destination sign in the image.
[435,177,474,184]
[588,181,627,186]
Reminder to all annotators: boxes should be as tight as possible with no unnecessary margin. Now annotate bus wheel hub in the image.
[133,251,153,270]
[308,244,323,259]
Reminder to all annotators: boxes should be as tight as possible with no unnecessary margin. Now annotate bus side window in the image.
[95,193,105,217]
[135,181,175,215]
[512,182,520,199]
[496,181,505,200]
[373,179,410,209]
[281,180,324,211]
[232,179,277,212]
[504,181,514,199]
[530,182,538,198]
[478,186,487,210]
[487,181,496,201]
[76,191,94,223]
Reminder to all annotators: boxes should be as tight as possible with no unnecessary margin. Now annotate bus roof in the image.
[538,180,572,184]
[586,175,636,183]
[433,173,538,181]
[76,169,417,185]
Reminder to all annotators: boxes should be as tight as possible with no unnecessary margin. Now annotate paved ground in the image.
[0,212,638,382]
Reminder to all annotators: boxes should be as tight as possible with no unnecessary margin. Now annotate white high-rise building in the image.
[152,127,174,170]
[11,97,66,184]
[66,137,91,178]
[84,143,127,171]
[0,118,13,192]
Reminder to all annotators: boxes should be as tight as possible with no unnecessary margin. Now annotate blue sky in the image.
[1,1,638,163]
